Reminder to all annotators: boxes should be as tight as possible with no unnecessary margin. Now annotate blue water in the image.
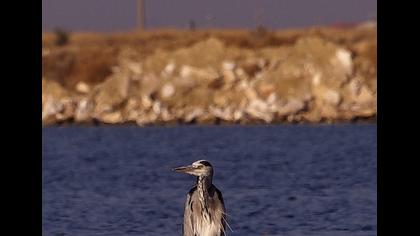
[42,125,376,236]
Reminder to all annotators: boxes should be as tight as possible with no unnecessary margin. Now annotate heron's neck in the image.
[196,175,213,219]
[196,175,212,191]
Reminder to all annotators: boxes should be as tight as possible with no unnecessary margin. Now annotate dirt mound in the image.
[42,23,377,125]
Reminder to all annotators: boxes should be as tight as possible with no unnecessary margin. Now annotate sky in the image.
[42,0,377,32]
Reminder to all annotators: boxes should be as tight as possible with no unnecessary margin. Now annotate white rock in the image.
[209,106,224,118]
[141,95,153,109]
[222,61,236,71]
[161,107,172,121]
[152,101,161,115]
[179,65,217,80]
[233,110,243,121]
[161,83,175,98]
[179,65,192,78]
[235,68,246,78]
[266,93,277,105]
[124,98,139,121]
[42,98,63,120]
[101,111,123,124]
[127,62,142,74]
[312,72,322,86]
[246,99,273,122]
[75,82,90,94]
[185,108,204,122]
[335,48,353,75]
[277,99,305,116]
[163,62,176,76]
[75,98,92,121]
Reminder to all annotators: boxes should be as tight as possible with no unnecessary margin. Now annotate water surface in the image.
[43,125,376,236]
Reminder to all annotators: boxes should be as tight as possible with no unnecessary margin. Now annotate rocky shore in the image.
[42,23,376,126]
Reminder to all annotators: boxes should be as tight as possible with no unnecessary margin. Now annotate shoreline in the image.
[43,116,377,128]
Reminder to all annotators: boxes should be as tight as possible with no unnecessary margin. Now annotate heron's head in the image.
[173,160,213,177]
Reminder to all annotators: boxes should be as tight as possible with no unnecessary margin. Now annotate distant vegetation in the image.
[54,28,70,46]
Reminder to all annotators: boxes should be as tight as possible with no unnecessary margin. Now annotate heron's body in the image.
[184,179,226,236]
[173,160,227,236]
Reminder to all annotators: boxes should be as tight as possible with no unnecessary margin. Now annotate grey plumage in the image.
[173,160,228,236]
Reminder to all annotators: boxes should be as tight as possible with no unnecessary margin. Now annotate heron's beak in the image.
[173,165,196,174]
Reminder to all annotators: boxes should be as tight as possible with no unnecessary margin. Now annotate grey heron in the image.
[173,160,228,236]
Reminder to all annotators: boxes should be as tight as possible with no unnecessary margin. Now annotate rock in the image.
[162,62,176,77]
[161,83,175,99]
[356,86,375,105]
[135,116,149,126]
[126,61,142,75]
[244,87,258,101]
[348,79,362,97]
[42,79,69,99]
[152,101,161,115]
[322,89,341,106]
[222,70,236,83]
[141,95,153,109]
[75,98,93,122]
[179,65,218,81]
[100,111,123,124]
[209,106,225,119]
[75,81,90,94]
[302,111,322,123]
[208,106,234,121]
[354,108,376,117]
[222,61,236,71]
[312,72,322,86]
[160,107,173,122]
[233,110,244,121]
[213,93,228,107]
[319,105,339,120]
[42,97,63,123]
[234,68,246,79]
[184,108,204,122]
[257,82,276,99]
[266,93,277,105]
[277,99,305,117]
[245,99,273,122]
[93,75,130,114]
[335,48,353,76]
[138,73,160,96]
[195,111,217,124]
[266,37,353,97]
[124,98,140,121]
[94,104,113,115]
[56,98,76,121]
